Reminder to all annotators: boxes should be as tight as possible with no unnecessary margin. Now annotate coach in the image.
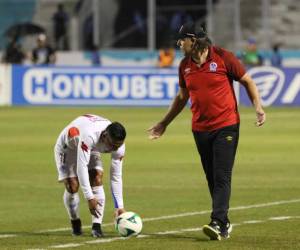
[148,22,266,240]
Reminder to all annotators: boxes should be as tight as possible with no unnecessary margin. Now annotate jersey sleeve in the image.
[222,50,246,81]
[76,135,94,200]
[110,143,125,209]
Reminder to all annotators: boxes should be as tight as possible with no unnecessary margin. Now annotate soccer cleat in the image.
[71,219,82,236]
[202,220,221,240]
[91,223,104,237]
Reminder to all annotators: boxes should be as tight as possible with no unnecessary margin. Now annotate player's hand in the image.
[114,208,126,218]
[147,122,166,140]
[255,108,266,127]
[88,198,102,218]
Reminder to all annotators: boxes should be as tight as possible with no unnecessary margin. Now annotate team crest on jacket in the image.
[209,62,217,72]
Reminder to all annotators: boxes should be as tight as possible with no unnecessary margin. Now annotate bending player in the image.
[54,114,126,237]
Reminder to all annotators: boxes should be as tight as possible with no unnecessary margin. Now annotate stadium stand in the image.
[0,0,36,49]
[32,0,76,47]
[268,0,300,48]
[210,0,300,50]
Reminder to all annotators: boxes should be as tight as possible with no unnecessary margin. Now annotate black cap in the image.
[177,22,207,40]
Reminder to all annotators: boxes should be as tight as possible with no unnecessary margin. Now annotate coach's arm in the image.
[239,73,266,126]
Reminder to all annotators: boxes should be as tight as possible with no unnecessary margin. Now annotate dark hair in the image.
[106,122,126,141]
[192,37,212,53]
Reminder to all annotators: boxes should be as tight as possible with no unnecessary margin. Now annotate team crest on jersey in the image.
[209,62,218,72]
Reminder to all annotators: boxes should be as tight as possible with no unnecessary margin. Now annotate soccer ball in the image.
[115,211,143,237]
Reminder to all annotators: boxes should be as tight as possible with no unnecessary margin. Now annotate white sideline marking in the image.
[2,198,299,244]
[269,216,291,220]
[52,243,82,248]
[243,220,263,224]
[27,249,46,250]
[3,198,300,241]
[85,237,125,244]
[181,227,202,232]
[0,234,17,238]
[26,249,46,250]
[156,230,180,235]
[38,198,300,233]
[49,215,300,248]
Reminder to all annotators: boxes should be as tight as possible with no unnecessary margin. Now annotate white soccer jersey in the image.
[54,114,125,208]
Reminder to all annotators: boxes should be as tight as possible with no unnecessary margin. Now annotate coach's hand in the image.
[255,108,266,127]
[88,198,102,218]
[148,122,166,139]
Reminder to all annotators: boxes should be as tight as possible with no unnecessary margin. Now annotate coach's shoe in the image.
[71,219,82,236]
[91,223,104,237]
[220,222,233,239]
[202,220,221,240]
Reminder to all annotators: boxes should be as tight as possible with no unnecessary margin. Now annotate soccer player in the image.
[54,114,126,237]
[148,22,266,240]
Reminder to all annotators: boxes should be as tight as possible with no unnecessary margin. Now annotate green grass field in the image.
[0,106,299,250]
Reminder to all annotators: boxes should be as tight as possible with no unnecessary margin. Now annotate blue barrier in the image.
[11,65,300,106]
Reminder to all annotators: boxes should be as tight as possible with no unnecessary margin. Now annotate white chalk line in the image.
[0,234,17,238]
[34,198,300,249]
[49,215,300,249]
[1,198,299,249]
[37,198,300,233]
[1,198,300,240]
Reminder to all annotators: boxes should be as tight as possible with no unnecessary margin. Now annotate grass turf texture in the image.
[0,106,299,250]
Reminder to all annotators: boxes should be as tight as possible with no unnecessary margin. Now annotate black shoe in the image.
[71,219,82,236]
[91,223,104,237]
[220,222,232,239]
[202,220,221,240]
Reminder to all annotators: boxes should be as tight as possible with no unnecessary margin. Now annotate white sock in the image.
[92,186,105,224]
[63,190,80,220]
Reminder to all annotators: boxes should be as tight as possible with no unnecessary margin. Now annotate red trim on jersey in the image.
[179,46,246,131]
[68,127,80,138]
[81,141,88,152]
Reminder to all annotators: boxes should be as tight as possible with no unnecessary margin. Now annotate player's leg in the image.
[193,131,223,240]
[209,123,239,239]
[193,131,214,196]
[88,153,105,237]
[63,177,82,235]
[54,145,82,236]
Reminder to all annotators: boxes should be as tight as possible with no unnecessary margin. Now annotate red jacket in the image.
[179,46,246,131]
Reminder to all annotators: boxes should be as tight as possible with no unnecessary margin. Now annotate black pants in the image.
[193,124,239,225]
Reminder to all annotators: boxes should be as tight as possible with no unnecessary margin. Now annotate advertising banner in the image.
[11,65,300,106]
[11,66,178,106]
[239,66,300,106]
